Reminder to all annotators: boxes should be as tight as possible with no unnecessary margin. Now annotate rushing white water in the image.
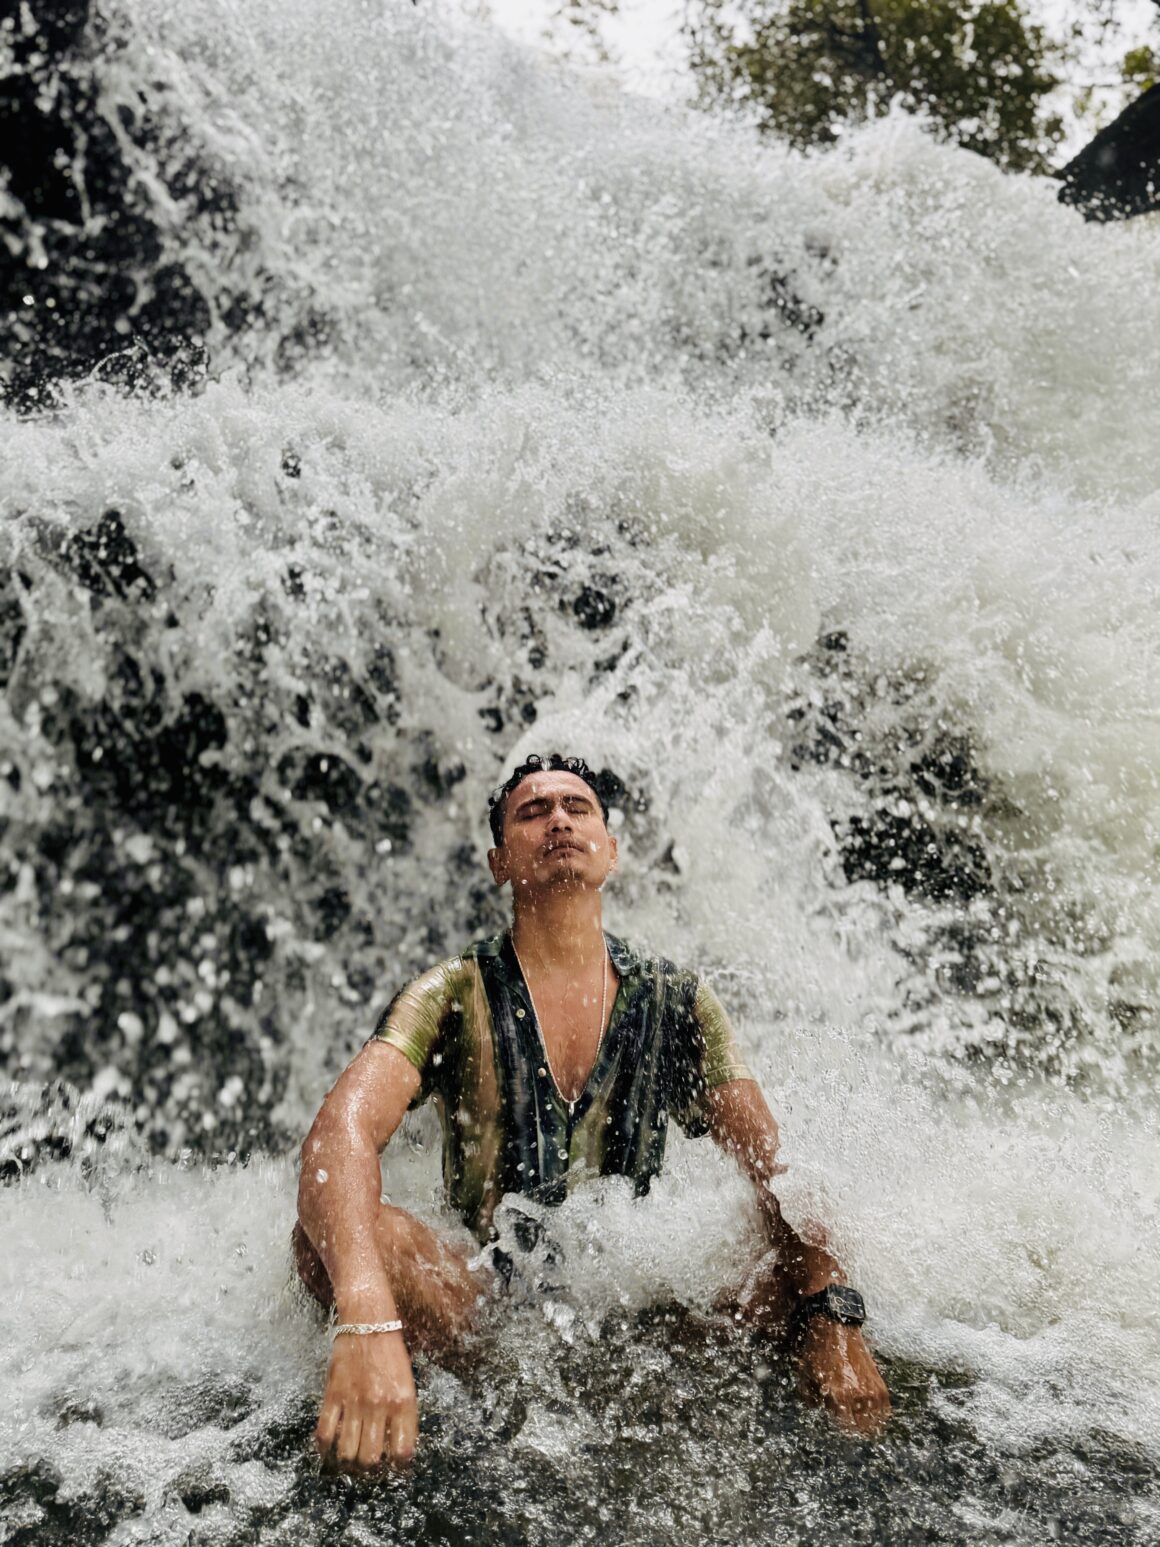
[2,0,1159,1538]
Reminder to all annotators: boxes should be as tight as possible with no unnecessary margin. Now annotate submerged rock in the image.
[166,1466,232,1514]
[0,1459,144,1546]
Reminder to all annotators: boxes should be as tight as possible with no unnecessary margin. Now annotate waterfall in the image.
[2,0,1158,1539]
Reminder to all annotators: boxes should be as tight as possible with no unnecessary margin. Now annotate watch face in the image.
[825,1286,866,1325]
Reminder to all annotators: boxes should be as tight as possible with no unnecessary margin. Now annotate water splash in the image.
[3,0,1160,1534]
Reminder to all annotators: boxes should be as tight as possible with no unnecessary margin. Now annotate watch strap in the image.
[787,1285,866,1347]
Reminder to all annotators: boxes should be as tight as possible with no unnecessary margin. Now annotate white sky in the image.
[479,0,689,98]
[479,0,1159,148]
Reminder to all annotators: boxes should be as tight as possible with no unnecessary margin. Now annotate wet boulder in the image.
[1058,83,1160,221]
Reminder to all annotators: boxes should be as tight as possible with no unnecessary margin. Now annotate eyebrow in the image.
[513,792,595,816]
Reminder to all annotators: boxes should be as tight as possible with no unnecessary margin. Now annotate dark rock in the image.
[159,1376,259,1440]
[58,510,156,603]
[838,803,991,902]
[283,751,363,818]
[69,686,231,826]
[316,886,351,939]
[912,733,986,807]
[363,781,412,848]
[572,584,616,630]
[786,635,994,904]
[0,1080,133,1183]
[763,266,825,339]
[0,1459,144,1546]
[0,525,431,1155]
[0,0,216,403]
[366,644,397,702]
[731,258,825,357]
[167,1466,232,1514]
[0,568,28,686]
[1058,83,1160,220]
[232,914,274,966]
[418,752,467,801]
[592,766,628,812]
[657,842,683,875]
[55,1398,104,1429]
[0,1457,63,1510]
[79,1471,147,1535]
[227,1395,316,1467]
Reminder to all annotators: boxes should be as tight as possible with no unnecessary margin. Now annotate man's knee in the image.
[292,1204,430,1308]
[375,1200,414,1248]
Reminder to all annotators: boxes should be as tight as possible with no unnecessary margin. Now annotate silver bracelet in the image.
[331,1320,403,1337]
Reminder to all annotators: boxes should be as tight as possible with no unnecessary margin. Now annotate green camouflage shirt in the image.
[373,931,752,1240]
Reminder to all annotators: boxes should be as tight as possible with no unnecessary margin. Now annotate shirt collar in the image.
[468,928,644,979]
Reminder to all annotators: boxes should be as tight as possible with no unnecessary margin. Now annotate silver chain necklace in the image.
[511,935,609,1109]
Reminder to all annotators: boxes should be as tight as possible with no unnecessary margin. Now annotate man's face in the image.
[488,771,617,895]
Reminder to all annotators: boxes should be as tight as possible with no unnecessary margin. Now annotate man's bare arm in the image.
[299,1040,419,1313]
[705,1078,891,1435]
[704,1078,839,1295]
[298,1040,421,1469]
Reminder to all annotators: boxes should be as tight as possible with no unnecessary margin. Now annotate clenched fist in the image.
[315,1330,419,1471]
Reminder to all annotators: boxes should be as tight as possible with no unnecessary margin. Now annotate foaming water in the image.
[3,1042,1159,1541]
[88,0,1160,497]
[3,0,1160,1535]
[4,380,1155,1092]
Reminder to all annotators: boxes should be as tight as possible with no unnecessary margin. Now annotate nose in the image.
[547,801,573,831]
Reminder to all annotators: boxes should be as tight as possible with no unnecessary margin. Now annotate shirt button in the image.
[538,1066,547,1078]
[515,1008,526,1019]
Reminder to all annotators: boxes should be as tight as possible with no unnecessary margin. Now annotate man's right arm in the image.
[297,1040,422,1470]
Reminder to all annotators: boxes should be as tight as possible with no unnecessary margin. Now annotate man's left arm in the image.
[698,1023,892,1436]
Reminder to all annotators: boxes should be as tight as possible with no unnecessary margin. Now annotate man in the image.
[296,753,890,1471]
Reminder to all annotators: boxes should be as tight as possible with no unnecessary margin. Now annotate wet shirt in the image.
[372,931,753,1240]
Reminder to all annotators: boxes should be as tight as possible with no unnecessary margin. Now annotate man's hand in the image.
[315,1331,418,1471]
[794,1319,891,1437]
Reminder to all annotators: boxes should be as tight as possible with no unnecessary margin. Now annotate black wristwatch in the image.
[788,1284,866,1346]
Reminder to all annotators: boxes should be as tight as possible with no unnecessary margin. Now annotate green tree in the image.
[1121,43,1156,92]
[685,0,1065,171]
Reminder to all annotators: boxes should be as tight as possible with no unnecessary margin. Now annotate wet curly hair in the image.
[487,753,609,846]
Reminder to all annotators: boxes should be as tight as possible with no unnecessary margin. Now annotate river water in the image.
[2,0,1159,1541]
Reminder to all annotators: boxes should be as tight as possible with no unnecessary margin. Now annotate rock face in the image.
[1,0,1143,1159]
[0,502,437,1159]
[0,0,338,405]
[0,478,1019,1162]
[0,0,220,404]
[1058,83,1160,220]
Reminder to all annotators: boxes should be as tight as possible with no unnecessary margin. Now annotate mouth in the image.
[544,841,584,857]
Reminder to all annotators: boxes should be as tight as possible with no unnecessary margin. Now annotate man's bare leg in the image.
[293,1203,490,1360]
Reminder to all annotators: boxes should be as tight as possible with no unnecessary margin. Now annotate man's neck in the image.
[509,887,606,972]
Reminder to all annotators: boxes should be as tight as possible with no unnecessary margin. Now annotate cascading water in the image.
[2,0,1159,1540]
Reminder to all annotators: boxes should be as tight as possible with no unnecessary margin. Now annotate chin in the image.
[541,860,592,885]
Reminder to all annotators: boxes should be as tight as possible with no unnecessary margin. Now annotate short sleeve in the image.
[668,976,754,1136]
[693,981,753,1091]
[370,958,461,1104]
